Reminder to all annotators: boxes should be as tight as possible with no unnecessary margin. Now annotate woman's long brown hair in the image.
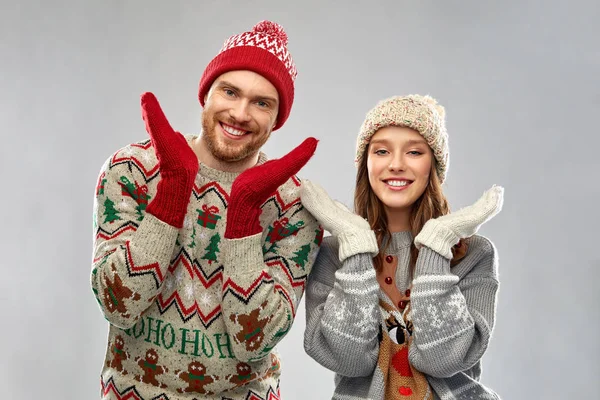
[354,148,450,274]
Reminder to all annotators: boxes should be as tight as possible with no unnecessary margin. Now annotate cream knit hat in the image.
[355,94,449,183]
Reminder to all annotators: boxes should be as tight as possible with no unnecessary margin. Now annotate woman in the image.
[301,95,503,399]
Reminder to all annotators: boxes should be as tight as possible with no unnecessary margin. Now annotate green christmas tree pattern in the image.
[103,197,122,224]
[291,244,311,270]
[202,233,221,264]
[189,226,197,249]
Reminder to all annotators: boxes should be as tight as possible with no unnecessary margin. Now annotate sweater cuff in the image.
[222,233,264,271]
[132,213,179,261]
[415,246,452,276]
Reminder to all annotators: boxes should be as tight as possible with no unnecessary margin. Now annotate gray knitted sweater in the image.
[304,231,501,399]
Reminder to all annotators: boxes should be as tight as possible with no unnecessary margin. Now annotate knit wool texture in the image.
[304,233,501,399]
[91,135,321,399]
[141,92,198,228]
[198,20,297,131]
[225,138,318,239]
[300,179,378,262]
[415,185,504,259]
[355,94,449,183]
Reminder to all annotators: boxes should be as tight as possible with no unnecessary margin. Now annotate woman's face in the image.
[367,126,433,214]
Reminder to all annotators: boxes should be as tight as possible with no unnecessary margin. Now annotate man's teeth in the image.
[222,124,246,136]
[387,180,410,187]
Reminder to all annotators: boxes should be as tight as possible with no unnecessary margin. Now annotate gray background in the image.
[1,0,598,399]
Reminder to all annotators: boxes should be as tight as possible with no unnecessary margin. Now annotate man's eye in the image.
[257,101,268,108]
[224,89,235,96]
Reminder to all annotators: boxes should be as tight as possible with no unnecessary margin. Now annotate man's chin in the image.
[212,147,253,163]
[214,153,246,162]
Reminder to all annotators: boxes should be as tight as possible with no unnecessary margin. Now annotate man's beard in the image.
[201,113,271,162]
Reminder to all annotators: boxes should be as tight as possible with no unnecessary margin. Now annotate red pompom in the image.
[252,20,288,45]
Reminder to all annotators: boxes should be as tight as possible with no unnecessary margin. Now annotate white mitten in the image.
[414,185,504,259]
[301,180,378,262]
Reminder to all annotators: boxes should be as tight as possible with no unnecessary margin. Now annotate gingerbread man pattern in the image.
[134,348,168,389]
[230,301,271,351]
[102,263,141,319]
[175,361,217,395]
[106,335,129,374]
[226,362,258,388]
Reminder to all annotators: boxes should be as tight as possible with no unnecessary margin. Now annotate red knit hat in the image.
[198,20,297,131]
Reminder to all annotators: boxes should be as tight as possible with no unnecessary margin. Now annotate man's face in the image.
[201,70,279,163]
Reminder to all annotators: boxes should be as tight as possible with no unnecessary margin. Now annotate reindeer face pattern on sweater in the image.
[377,300,432,399]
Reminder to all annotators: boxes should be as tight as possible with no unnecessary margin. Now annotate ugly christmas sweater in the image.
[91,135,322,400]
[304,232,501,399]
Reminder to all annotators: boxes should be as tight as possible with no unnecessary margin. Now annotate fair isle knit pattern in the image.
[219,21,297,81]
[91,135,322,400]
[304,232,501,400]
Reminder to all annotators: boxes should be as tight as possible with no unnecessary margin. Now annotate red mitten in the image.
[224,137,318,239]
[142,92,199,228]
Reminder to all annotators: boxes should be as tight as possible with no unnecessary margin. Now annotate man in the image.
[91,20,322,399]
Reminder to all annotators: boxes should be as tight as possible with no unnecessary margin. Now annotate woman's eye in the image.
[408,150,422,155]
[374,149,388,155]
